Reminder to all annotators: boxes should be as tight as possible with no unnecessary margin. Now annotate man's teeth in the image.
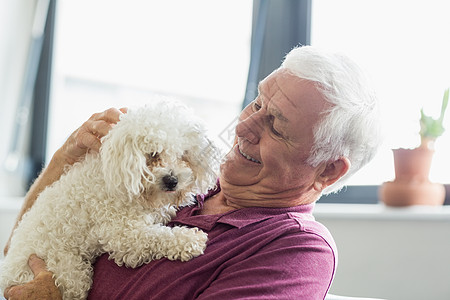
[239,147,261,164]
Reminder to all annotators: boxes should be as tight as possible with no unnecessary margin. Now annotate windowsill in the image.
[314,203,450,221]
[2,197,450,220]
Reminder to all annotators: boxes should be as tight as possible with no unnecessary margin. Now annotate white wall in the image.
[314,204,450,300]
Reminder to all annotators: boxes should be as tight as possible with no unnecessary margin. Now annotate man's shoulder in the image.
[284,211,337,253]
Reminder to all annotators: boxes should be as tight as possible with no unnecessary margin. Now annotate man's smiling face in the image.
[220,68,330,206]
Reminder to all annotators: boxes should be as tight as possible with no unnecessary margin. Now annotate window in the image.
[311,0,450,187]
[47,0,252,160]
[5,0,448,201]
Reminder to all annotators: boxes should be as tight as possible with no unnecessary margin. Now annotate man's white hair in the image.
[281,45,382,194]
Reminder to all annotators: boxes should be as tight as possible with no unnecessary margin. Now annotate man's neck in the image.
[198,187,319,216]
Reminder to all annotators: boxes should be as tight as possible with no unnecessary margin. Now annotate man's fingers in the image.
[4,286,12,298]
[28,255,47,277]
[86,119,116,139]
[55,107,128,165]
[91,107,125,124]
[76,131,102,153]
[4,285,22,299]
[80,107,127,145]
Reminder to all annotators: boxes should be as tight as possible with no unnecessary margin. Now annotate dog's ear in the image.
[183,136,221,193]
[100,117,156,199]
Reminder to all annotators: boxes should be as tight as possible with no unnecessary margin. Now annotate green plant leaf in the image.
[439,88,449,122]
[419,88,449,140]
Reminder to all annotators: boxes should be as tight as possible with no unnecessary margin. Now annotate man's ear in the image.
[313,157,351,192]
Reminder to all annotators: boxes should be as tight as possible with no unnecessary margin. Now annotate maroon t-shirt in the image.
[88,187,337,300]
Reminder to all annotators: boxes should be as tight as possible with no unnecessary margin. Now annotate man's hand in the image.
[57,107,128,165]
[4,255,62,300]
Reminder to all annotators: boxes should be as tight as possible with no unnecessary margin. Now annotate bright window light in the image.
[312,0,450,185]
[48,0,252,161]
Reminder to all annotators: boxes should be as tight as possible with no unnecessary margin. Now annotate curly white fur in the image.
[0,99,219,300]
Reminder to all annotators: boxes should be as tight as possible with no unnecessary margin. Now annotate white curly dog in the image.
[0,100,220,299]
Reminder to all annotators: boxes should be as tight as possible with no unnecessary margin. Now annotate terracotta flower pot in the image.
[379,147,445,206]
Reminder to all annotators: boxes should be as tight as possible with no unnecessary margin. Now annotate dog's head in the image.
[100,99,220,208]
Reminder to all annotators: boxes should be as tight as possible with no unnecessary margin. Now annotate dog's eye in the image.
[146,152,160,163]
[182,151,189,161]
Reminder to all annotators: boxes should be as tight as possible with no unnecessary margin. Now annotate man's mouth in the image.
[238,146,261,164]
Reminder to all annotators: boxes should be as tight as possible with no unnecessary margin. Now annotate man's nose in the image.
[235,111,264,144]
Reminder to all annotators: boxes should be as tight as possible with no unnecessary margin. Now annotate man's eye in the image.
[253,101,262,111]
[268,116,283,137]
[272,127,282,137]
[271,123,283,137]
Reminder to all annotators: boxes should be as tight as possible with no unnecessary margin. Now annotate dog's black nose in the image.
[162,174,178,190]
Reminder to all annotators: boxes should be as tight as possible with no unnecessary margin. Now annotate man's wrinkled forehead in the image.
[265,69,330,118]
[259,70,309,106]
[258,69,294,96]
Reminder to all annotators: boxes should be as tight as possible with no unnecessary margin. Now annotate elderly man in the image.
[3,46,381,299]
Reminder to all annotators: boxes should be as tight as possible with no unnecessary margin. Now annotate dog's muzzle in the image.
[162,174,178,191]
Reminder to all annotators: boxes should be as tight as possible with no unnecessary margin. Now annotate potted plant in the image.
[379,88,449,206]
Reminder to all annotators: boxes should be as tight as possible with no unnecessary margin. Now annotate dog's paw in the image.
[168,226,208,262]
